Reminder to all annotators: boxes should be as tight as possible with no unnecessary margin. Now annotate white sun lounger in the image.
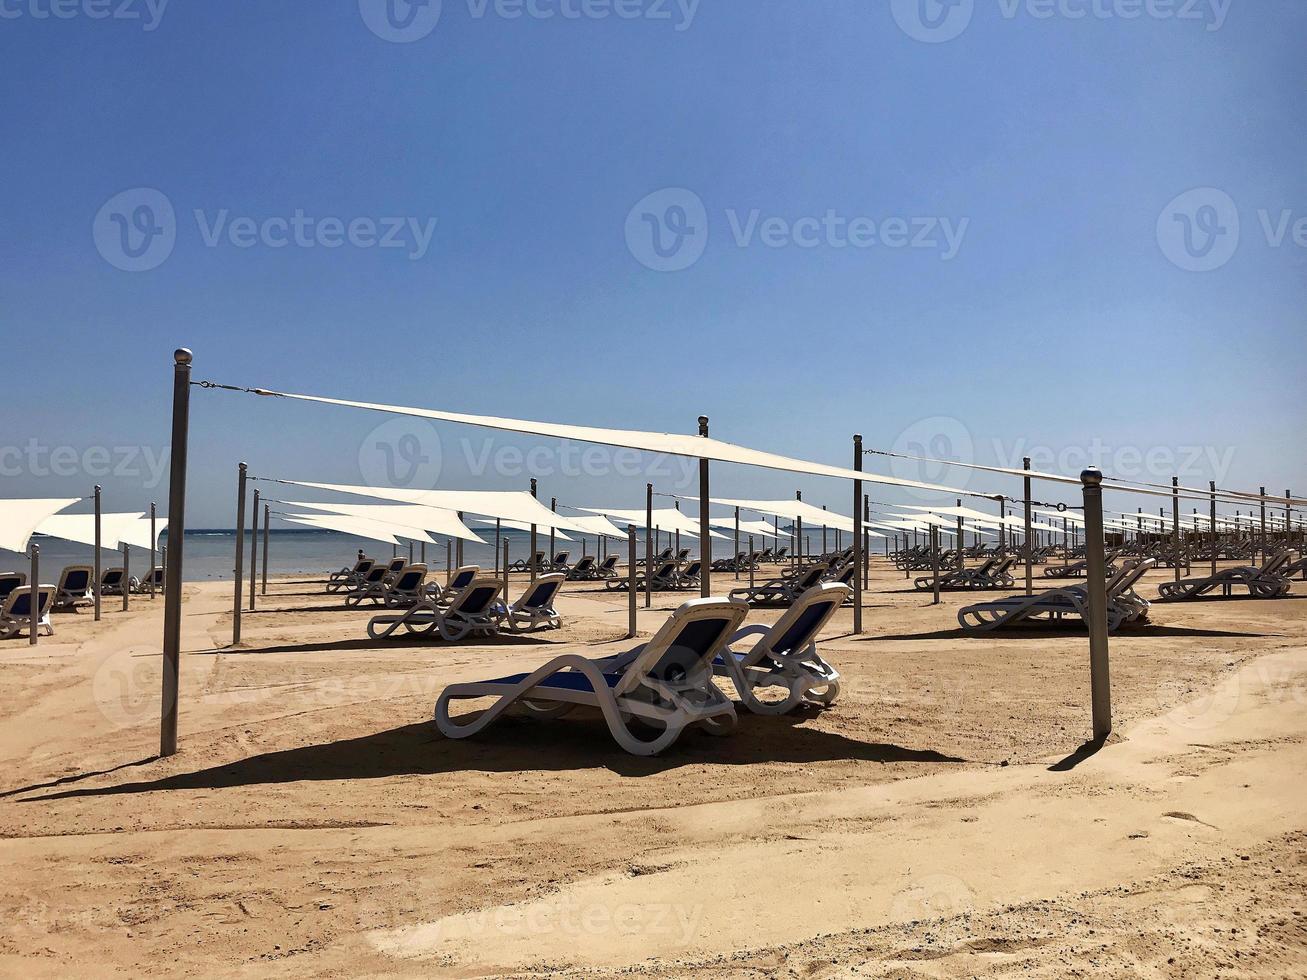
[328,556,375,593]
[712,582,847,714]
[435,597,749,756]
[0,572,27,604]
[54,566,94,611]
[1157,550,1293,601]
[367,575,506,641]
[729,563,827,607]
[0,586,55,640]
[958,559,1156,633]
[498,573,565,632]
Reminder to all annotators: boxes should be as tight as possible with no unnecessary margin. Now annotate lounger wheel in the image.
[804,680,840,706]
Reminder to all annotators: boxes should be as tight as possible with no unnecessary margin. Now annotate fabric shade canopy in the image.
[0,498,82,554]
[236,387,1000,498]
[275,480,590,534]
[117,517,169,551]
[471,518,573,543]
[36,512,153,551]
[577,506,730,540]
[280,513,406,546]
[559,513,627,538]
[707,516,785,540]
[709,498,859,533]
[282,501,483,544]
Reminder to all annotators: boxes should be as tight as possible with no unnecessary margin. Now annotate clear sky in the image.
[2,0,1304,527]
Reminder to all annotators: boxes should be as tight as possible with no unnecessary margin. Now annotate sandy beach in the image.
[2,560,1305,977]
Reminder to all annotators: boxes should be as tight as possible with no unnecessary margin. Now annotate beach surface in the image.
[2,560,1305,977]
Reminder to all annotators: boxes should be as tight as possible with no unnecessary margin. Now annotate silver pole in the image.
[748,534,755,590]
[249,488,259,612]
[1171,476,1181,583]
[261,503,270,595]
[645,482,653,609]
[795,490,803,573]
[550,497,556,570]
[161,348,191,757]
[502,538,509,592]
[1082,467,1112,740]
[698,415,712,597]
[28,542,39,647]
[955,499,964,571]
[627,524,637,638]
[529,478,538,585]
[455,512,464,568]
[232,462,247,645]
[494,518,501,576]
[931,524,940,605]
[93,484,102,621]
[122,543,130,612]
[1209,481,1217,575]
[149,502,157,599]
[1259,488,1267,564]
[1023,457,1034,595]
[734,506,740,582]
[853,434,863,634]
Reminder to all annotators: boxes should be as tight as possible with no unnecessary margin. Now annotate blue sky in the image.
[1,0,1304,527]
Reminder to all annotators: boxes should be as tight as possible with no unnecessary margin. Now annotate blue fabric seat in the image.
[483,670,621,692]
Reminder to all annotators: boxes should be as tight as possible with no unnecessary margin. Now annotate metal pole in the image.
[529,479,538,585]
[748,534,755,590]
[455,512,464,569]
[494,518,501,576]
[149,502,157,599]
[248,488,259,611]
[122,543,130,612]
[1171,476,1181,583]
[502,538,509,591]
[795,490,803,572]
[955,499,964,571]
[445,540,451,585]
[627,524,637,638]
[550,497,556,569]
[1259,488,1267,563]
[853,434,863,634]
[1082,468,1112,740]
[93,484,102,621]
[698,416,712,597]
[1209,481,1218,575]
[232,462,247,645]
[931,524,940,605]
[1023,457,1034,595]
[160,348,191,757]
[734,506,740,582]
[261,503,269,595]
[645,482,653,609]
[28,543,39,647]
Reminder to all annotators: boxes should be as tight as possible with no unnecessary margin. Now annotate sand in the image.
[1,558,1305,977]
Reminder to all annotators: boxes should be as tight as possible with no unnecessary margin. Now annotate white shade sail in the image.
[578,506,731,540]
[117,517,169,551]
[280,513,404,546]
[707,516,786,540]
[281,501,483,544]
[471,519,573,543]
[276,480,590,534]
[36,512,150,551]
[0,498,82,554]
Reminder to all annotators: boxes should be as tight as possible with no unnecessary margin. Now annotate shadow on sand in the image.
[866,624,1275,642]
[31,712,966,800]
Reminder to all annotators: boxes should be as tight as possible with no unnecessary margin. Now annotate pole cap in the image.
[174,348,193,365]
[1080,467,1103,487]
[698,416,709,435]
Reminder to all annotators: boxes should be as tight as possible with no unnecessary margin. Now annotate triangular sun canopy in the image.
[0,498,82,554]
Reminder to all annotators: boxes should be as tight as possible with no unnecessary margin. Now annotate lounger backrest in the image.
[614,598,750,696]
[795,566,826,590]
[533,551,546,563]
[59,566,92,593]
[448,565,480,591]
[992,556,1017,575]
[682,560,702,578]
[3,586,54,620]
[598,555,619,571]
[552,552,569,564]
[519,573,564,610]
[362,566,389,585]
[102,569,124,586]
[972,557,999,576]
[651,559,678,578]
[676,549,690,562]
[0,573,28,599]
[1259,551,1291,577]
[354,558,374,574]
[749,582,850,666]
[449,577,505,616]
[571,556,595,572]
[656,549,673,561]
[1107,559,1156,597]
[831,563,855,586]
[387,558,407,573]
[391,566,427,592]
